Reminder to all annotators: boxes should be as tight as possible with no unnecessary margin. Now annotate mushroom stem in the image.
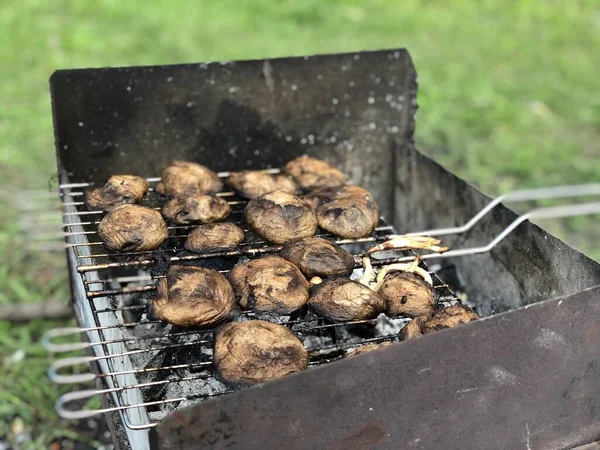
[372,258,433,290]
[366,235,449,256]
[358,256,375,286]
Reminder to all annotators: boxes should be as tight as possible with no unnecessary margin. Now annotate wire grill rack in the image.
[52,169,461,430]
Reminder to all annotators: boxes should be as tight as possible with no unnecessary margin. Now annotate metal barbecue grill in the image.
[45,49,600,450]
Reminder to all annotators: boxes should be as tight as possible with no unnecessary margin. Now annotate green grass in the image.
[1,0,599,446]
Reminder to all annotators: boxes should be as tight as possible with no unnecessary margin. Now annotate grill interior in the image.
[59,168,463,429]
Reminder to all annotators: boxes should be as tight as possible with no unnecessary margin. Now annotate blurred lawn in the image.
[1,0,599,447]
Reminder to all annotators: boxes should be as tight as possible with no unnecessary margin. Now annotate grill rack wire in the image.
[47,170,600,429]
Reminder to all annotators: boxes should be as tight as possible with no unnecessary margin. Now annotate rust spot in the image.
[333,420,387,450]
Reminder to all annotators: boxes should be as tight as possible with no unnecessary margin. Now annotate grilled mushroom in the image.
[155,161,223,196]
[245,191,318,244]
[184,223,244,253]
[149,265,236,328]
[304,185,379,239]
[162,195,231,224]
[284,156,346,190]
[97,204,168,252]
[378,272,435,318]
[228,171,298,199]
[228,255,309,314]
[398,313,431,341]
[346,341,394,357]
[213,320,308,386]
[85,175,149,211]
[280,237,355,279]
[308,276,385,322]
[421,304,479,335]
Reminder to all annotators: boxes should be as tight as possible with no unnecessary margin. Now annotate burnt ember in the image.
[213,320,308,386]
[184,223,245,253]
[228,255,309,314]
[149,265,237,328]
[280,237,355,279]
[97,204,168,252]
[284,156,346,190]
[85,175,149,211]
[378,272,436,318]
[161,195,231,224]
[304,185,380,238]
[244,191,318,244]
[228,170,298,199]
[155,161,223,196]
[308,276,385,322]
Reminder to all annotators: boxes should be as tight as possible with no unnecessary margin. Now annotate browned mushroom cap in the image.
[155,161,223,196]
[398,313,432,341]
[85,175,149,211]
[228,255,309,314]
[97,204,168,252]
[228,171,298,199]
[379,272,435,318]
[280,237,355,279]
[161,195,231,225]
[308,277,384,322]
[149,265,236,328]
[346,341,394,357]
[421,304,479,335]
[184,223,244,253]
[284,156,346,190]
[304,185,380,239]
[245,191,318,244]
[213,320,308,386]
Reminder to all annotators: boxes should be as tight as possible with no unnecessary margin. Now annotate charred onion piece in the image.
[284,156,346,190]
[346,341,394,357]
[184,223,244,253]
[245,191,318,244]
[304,185,380,239]
[97,204,167,252]
[421,304,479,335]
[308,277,384,322]
[162,195,231,224]
[280,237,355,279]
[379,272,435,317]
[398,314,432,340]
[213,320,308,386]
[155,161,223,196]
[149,265,236,328]
[85,175,149,211]
[228,171,298,199]
[229,255,309,314]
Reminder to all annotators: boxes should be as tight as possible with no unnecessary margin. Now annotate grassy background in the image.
[1,0,599,447]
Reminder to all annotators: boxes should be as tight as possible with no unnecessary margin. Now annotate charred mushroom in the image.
[213,320,308,386]
[421,304,479,335]
[149,265,236,328]
[245,191,318,244]
[284,156,346,190]
[398,313,431,340]
[85,175,149,211]
[228,171,298,199]
[184,223,244,253]
[97,204,168,252]
[280,237,355,279]
[161,195,231,224]
[379,272,435,318]
[155,161,223,196]
[304,185,380,238]
[228,255,309,314]
[308,276,385,322]
[346,341,394,357]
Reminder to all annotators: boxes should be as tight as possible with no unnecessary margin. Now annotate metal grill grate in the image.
[54,168,461,430]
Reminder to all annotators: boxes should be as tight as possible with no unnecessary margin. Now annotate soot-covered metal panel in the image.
[393,143,600,315]
[153,285,600,450]
[50,49,417,223]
